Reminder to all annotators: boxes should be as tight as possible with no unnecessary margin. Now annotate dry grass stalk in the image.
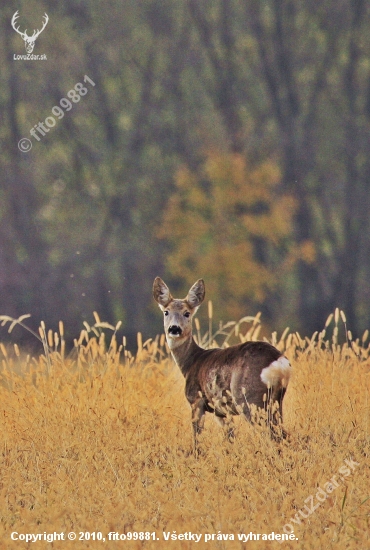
[0,312,368,548]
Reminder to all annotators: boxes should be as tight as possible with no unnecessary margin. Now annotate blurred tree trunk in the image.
[1,10,49,324]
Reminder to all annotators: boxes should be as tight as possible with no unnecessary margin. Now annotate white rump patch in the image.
[260,356,291,388]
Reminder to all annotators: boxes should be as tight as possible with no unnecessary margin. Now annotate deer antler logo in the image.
[11,10,49,54]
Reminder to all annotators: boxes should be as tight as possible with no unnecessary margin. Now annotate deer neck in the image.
[167,334,202,377]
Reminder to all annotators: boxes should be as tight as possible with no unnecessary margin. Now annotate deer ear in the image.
[153,277,173,308]
[186,279,205,310]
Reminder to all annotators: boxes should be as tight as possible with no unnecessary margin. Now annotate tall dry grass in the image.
[0,310,369,549]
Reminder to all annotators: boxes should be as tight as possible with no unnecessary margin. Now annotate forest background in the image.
[1,0,370,348]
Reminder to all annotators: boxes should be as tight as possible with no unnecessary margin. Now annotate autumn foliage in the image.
[159,152,301,321]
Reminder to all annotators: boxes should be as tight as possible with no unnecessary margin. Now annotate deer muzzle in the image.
[168,325,183,337]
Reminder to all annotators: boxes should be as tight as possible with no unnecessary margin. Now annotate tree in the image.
[158,151,304,325]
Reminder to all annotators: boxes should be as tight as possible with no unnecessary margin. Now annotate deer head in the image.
[11,11,49,54]
[153,277,205,349]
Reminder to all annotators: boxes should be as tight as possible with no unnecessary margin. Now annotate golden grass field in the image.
[0,310,369,549]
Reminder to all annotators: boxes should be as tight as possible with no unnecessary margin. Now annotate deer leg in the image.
[240,390,288,441]
[268,388,289,440]
[214,415,235,443]
[239,393,270,430]
[191,400,206,455]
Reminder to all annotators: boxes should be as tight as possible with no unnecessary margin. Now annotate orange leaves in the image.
[158,151,298,320]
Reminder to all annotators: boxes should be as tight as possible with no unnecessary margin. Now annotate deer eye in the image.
[164,311,169,316]
[184,311,191,318]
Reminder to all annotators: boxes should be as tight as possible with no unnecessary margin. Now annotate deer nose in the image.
[168,325,182,336]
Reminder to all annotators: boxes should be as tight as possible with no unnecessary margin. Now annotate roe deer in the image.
[153,277,291,451]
